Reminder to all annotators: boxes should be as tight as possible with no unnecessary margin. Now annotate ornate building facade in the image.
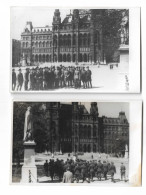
[21,9,104,64]
[39,102,129,155]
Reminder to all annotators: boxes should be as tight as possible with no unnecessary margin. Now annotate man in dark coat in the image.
[103,161,109,180]
[44,160,49,176]
[109,162,116,182]
[120,162,126,181]
[86,66,92,88]
[96,160,103,181]
[17,68,23,91]
[24,68,29,91]
[12,69,16,90]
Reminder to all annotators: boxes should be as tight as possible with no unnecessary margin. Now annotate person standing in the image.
[120,162,126,181]
[62,167,73,183]
[12,69,16,91]
[24,68,30,91]
[109,162,116,182]
[103,160,109,180]
[44,160,49,177]
[17,68,23,91]
[86,66,92,88]
[96,160,103,181]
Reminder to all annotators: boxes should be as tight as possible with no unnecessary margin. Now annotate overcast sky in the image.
[11,7,70,40]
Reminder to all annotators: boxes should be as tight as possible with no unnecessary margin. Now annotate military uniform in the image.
[103,161,108,180]
[81,67,87,88]
[96,160,103,181]
[12,69,16,90]
[74,67,81,89]
[86,67,92,88]
[24,68,29,91]
[120,163,126,181]
[109,162,116,182]
[17,69,23,91]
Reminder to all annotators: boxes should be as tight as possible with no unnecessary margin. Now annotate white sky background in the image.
[63,102,129,121]
[11,7,70,40]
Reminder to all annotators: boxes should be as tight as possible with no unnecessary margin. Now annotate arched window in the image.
[63,54,66,62]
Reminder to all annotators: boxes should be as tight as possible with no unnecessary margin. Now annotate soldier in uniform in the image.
[44,160,49,176]
[43,67,48,90]
[103,160,109,180]
[60,66,65,88]
[17,68,24,91]
[64,67,70,87]
[81,66,87,88]
[35,68,40,90]
[12,69,16,91]
[54,66,60,88]
[96,160,103,181]
[74,163,80,183]
[89,161,95,182]
[80,162,87,182]
[109,162,116,182]
[51,66,55,89]
[86,66,92,88]
[39,68,43,90]
[74,67,81,89]
[24,68,30,91]
[120,162,126,181]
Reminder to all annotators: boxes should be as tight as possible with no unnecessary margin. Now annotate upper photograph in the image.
[10,7,140,93]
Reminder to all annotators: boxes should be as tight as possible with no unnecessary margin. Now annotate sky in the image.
[63,102,129,121]
[11,7,70,40]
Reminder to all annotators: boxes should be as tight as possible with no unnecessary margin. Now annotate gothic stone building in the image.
[21,9,104,65]
[39,102,129,155]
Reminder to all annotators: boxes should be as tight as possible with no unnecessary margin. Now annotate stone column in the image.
[21,141,37,183]
[75,29,79,65]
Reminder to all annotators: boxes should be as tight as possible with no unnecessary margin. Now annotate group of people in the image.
[43,158,126,183]
[12,65,92,91]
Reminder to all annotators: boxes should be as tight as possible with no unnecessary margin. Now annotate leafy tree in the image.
[101,9,129,63]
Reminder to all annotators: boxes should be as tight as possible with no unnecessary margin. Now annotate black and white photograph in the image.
[11,7,140,93]
[11,101,141,186]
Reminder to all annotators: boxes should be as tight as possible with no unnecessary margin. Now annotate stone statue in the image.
[23,106,34,142]
[120,12,129,44]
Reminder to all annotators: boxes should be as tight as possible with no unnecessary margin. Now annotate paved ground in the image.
[12,153,129,185]
[12,63,129,93]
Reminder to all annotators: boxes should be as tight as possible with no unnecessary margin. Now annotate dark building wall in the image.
[41,102,129,154]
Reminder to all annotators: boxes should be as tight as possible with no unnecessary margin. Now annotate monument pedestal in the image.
[125,150,129,159]
[118,44,129,73]
[21,141,37,183]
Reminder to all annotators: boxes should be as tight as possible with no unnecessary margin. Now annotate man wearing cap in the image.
[109,162,116,182]
[62,166,73,183]
[64,67,70,87]
[17,68,24,91]
[86,66,92,88]
[96,160,103,181]
[103,160,109,180]
[120,162,126,181]
[54,66,60,88]
[74,67,80,89]
[24,68,30,91]
[12,69,16,91]
[81,66,87,88]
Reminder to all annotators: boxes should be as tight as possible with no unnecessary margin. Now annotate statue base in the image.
[125,150,129,159]
[118,44,129,73]
[21,141,37,183]
[21,58,27,67]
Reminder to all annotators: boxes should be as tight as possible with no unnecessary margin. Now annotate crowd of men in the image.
[43,158,127,183]
[12,65,92,91]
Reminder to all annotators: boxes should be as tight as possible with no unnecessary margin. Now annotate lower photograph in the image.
[11,101,142,186]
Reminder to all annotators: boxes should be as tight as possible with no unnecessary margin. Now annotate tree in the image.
[101,9,129,63]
